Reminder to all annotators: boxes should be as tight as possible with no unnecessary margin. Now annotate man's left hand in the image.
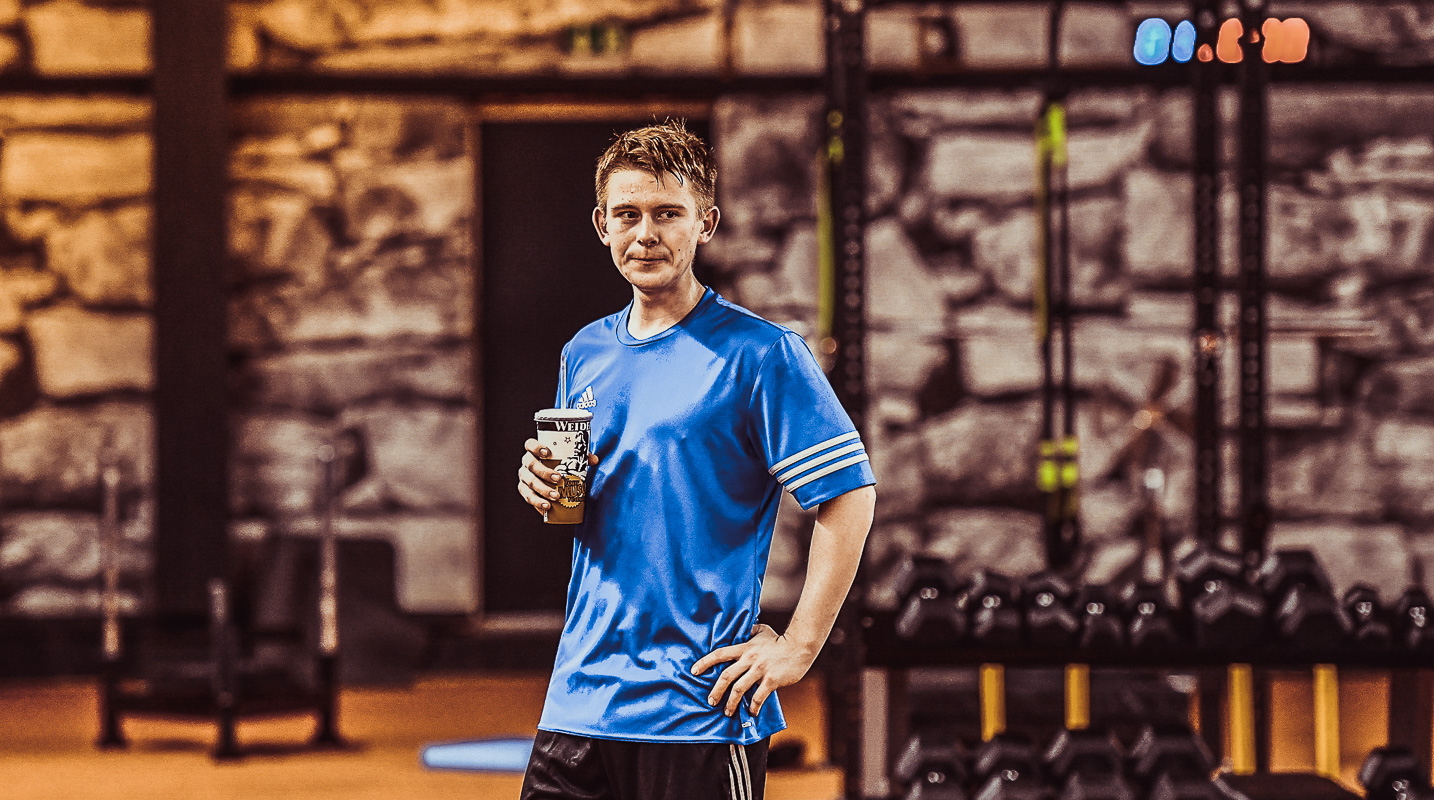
[691,624,817,717]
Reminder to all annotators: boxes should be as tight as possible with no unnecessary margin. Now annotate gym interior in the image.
[3,1,1434,799]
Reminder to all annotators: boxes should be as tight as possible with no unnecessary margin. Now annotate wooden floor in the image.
[0,672,841,800]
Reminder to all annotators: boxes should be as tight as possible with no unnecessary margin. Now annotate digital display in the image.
[1134,17,1309,65]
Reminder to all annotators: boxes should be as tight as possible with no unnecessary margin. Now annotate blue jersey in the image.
[537,285,876,744]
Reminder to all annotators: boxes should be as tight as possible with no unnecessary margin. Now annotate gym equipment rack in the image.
[819,1,1434,799]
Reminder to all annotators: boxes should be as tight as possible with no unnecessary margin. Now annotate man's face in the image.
[593,169,719,295]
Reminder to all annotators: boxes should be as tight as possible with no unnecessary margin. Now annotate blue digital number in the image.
[1134,18,1173,65]
[1171,20,1197,62]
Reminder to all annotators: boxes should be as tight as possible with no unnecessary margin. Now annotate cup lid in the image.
[535,408,593,422]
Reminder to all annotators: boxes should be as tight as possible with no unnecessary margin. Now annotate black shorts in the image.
[519,729,768,800]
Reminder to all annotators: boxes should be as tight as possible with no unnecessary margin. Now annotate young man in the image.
[516,120,877,800]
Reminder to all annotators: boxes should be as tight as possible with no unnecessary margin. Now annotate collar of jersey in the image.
[615,285,716,347]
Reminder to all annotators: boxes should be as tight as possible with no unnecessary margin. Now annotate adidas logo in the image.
[575,386,597,409]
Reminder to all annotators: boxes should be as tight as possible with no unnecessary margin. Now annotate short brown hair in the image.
[594,119,716,214]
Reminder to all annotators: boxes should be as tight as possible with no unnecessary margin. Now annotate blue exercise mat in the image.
[421,737,535,772]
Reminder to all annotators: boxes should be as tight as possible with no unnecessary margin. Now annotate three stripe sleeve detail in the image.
[768,431,869,493]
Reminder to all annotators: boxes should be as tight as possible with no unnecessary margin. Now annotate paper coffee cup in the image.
[534,408,593,524]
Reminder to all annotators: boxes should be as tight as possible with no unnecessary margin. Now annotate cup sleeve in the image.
[747,332,876,510]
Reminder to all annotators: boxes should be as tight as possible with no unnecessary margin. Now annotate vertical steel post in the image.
[823,1,868,795]
[1236,0,1270,563]
[97,453,126,748]
[314,442,342,746]
[1191,0,1222,549]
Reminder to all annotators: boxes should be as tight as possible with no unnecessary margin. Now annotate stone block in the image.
[867,102,903,217]
[338,402,476,512]
[867,6,921,71]
[1268,522,1411,599]
[867,430,926,523]
[44,205,151,308]
[0,402,153,507]
[1363,355,1434,416]
[1068,122,1152,192]
[924,132,1033,201]
[1057,3,1132,67]
[0,261,58,334]
[233,154,339,200]
[283,512,476,613]
[1123,169,1193,284]
[241,344,471,413]
[1327,138,1434,193]
[921,400,1041,504]
[733,3,822,75]
[0,133,151,205]
[925,507,1045,577]
[26,307,152,398]
[960,336,1042,397]
[1270,87,1434,168]
[1271,433,1385,520]
[229,3,263,72]
[629,12,720,73]
[891,90,1043,137]
[713,95,820,232]
[973,204,1125,307]
[231,412,332,515]
[25,0,151,75]
[0,511,145,589]
[340,158,472,241]
[1072,318,1190,407]
[245,246,472,346]
[1337,190,1434,280]
[229,189,331,287]
[1374,419,1434,519]
[950,4,1046,69]
[254,0,347,52]
[867,218,949,333]
[1268,336,1321,396]
[0,0,17,25]
[869,331,947,395]
[0,96,150,132]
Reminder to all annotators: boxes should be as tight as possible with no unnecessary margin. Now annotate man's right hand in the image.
[518,439,600,516]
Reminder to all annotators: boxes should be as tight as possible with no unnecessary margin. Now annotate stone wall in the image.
[229,97,476,614]
[2,2,1433,78]
[0,96,154,616]
[712,86,1434,610]
[5,1,1434,620]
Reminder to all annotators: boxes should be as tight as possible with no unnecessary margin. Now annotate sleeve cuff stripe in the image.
[775,442,867,484]
[769,431,861,475]
[785,454,870,492]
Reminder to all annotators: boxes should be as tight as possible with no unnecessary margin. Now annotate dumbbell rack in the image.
[858,618,1434,799]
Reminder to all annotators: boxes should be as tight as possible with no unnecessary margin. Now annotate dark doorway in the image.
[478,111,713,618]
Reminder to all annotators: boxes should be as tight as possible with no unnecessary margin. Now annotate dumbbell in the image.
[895,556,969,643]
[1120,581,1185,650]
[973,733,1048,800]
[1360,745,1432,800]
[1073,585,1124,649]
[894,728,968,800]
[1023,571,1079,647]
[966,571,1023,646]
[1394,587,1434,652]
[1174,545,1266,649]
[1043,728,1134,800]
[1255,549,1351,649]
[1342,584,1393,649]
[1128,724,1220,800]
